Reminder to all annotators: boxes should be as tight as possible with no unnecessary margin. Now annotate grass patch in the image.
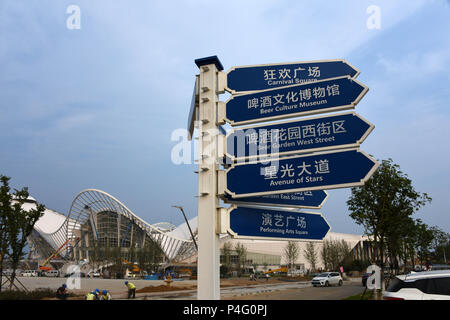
[343,289,374,300]
[0,288,79,300]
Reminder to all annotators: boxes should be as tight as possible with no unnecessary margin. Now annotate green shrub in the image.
[0,288,57,300]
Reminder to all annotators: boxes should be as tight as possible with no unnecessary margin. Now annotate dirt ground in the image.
[38,276,310,299]
[136,276,307,293]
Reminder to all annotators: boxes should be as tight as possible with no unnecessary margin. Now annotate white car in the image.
[21,270,38,277]
[383,270,450,300]
[90,271,101,278]
[43,270,60,277]
[312,272,343,287]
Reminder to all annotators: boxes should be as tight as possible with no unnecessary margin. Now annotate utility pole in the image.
[194,56,224,300]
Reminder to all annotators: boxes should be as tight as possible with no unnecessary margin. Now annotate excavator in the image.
[264,267,288,274]
[121,258,141,273]
[178,268,193,279]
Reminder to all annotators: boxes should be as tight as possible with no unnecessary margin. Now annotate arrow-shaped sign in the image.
[223,190,328,209]
[224,76,368,126]
[225,148,379,198]
[227,206,331,241]
[226,59,360,94]
[227,112,374,161]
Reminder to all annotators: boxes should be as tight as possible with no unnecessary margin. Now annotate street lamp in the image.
[172,205,198,251]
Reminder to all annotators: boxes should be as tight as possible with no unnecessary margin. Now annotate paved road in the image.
[228,281,365,300]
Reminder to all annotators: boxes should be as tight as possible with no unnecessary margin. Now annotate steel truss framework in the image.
[47,189,196,262]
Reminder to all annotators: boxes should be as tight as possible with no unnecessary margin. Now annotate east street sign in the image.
[227,206,331,241]
[224,76,368,126]
[224,148,379,198]
[223,190,328,209]
[226,112,374,161]
[225,59,360,94]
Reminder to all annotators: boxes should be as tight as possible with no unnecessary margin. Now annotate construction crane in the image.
[39,238,80,271]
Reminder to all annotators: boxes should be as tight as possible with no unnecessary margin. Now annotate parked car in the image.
[88,271,101,278]
[2,269,14,276]
[312,272,343,287]
[43,270,60,277]
[383,270,450,300]
[21,270,38,277]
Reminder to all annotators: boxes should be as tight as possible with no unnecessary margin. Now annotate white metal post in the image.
[195,56,223,300]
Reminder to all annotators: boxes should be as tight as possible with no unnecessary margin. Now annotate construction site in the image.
[0,188,373,298]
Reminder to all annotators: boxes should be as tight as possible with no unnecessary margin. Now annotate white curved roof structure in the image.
[17,198,73,253]
[24,190,197,262]
[65,189,197,261]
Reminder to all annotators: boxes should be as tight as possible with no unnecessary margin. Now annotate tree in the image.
[284,241,299,274]
[304,242,318,273]
[136,241,163,275]
[413,220,434,265]
[396,217,417,272]
[430,226,450,264]
[347,158,431,290]
[220,241,233,276]
[0,175,44,289]
[234,243,247,276]
[0,176,13,291]
[321,239,350,272]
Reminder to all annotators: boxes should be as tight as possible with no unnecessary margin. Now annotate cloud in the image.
[376,49,450,78]
[53,113,95,131]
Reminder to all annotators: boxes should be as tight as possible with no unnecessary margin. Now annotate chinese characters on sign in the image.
[247,83,340,109]
[226,112,373,161]
[244,120,345,144]
[225,149,379,198]
[262,159,331,180]
[226,60,360,93]
[261,212,307,229]
[223,190,328,209]
[263,65,321,83]
[225,76,368,126]
[228,206,331,240]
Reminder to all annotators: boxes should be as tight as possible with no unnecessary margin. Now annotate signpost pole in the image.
[195,56,223,300]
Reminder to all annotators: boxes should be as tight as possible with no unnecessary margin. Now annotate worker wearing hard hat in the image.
[85,291,96,300]
[56,284,68,300]
[124,281,136,299]
[101,289,112,300]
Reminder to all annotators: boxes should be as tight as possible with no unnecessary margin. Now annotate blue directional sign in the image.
[223,190,328,209]
[225,76,368,126]
[227,112,374,160]
[226,59,360,94]
[228,206,331,241]
[225,149,379,198]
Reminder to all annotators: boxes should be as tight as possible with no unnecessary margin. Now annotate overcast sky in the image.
[1,0,449,235]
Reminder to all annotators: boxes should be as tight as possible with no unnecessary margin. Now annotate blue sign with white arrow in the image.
[227,112,374,160]
[225,76,368,126]
[228,206,331,241]
[226,59,359,94]
[225,148,379,198]
[223,190,328,209]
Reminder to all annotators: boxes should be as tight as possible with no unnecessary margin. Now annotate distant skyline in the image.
[0,0,449,235]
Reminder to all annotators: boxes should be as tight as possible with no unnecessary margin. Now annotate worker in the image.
[124,281,136,299]
[85,291,96,300]
[101,289,112,300]
[56,284,68,300]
